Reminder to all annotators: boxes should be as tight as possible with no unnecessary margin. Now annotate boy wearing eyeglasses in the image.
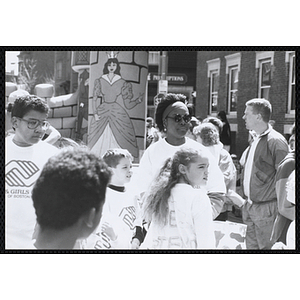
[5,95,59,249]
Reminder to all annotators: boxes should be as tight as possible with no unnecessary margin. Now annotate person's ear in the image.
[11,117,18,129]
[108,166,115,177]
[84,207,97,228]
[178,164,186,175]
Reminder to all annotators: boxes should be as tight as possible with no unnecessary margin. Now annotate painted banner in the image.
[88,51,148,161]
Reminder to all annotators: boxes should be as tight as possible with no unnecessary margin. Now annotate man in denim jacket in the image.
[241,99,288,249]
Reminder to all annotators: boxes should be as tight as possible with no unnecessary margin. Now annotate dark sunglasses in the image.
[167,114,191,123]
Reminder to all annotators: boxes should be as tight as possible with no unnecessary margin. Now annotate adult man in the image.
[5,95,59,249]
[241,99,289,249]
[32,147,111,249]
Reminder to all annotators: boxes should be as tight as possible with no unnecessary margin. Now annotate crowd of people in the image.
[5,92,295,250]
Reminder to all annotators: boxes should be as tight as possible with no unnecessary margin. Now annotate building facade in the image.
[195,50,295,158]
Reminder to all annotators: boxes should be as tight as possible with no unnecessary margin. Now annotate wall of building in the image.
[195,50,295,158]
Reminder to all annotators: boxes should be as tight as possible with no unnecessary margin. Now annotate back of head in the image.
[217,110,227,122]
[246,98,272,123]
[155,93,187,131]
[202,116,223,135]
[102,148,133,168]
[193,123,219,146]
[32,147,111,231]
[10,95,49,118]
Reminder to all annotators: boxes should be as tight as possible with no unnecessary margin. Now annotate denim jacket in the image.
[241,128,289,203]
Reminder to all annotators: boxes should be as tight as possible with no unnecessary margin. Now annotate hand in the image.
[101,222,117,241]
[135,93,144,104]
[131,238,140,249]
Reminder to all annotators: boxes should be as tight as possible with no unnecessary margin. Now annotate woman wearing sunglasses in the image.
[131,93,226,223]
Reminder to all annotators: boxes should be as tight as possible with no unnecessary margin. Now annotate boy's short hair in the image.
[32,147,111,230]
[9,95,49,118]
[102,148,133,168]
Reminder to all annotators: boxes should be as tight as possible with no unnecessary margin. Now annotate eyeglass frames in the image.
[167,114,191,124]
[17,118,50,130]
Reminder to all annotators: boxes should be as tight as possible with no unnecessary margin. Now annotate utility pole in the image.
[158,51,168,95]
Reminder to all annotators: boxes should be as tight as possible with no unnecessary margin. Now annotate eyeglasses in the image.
[17,118,50,130]
[167,114,191,124]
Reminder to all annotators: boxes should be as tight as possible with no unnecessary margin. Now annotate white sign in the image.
[158,80,168,95]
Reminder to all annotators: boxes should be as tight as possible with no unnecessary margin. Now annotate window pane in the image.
[292,55,295,84]
[262,62,271,86]
[261,87,269,100]
[230,90,237,111]
[291,85,295,110]
[212,73,218,92]
[231,68,238,90]
[212,94,218,112]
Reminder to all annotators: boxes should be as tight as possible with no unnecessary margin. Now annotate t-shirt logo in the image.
[5,160,40,187]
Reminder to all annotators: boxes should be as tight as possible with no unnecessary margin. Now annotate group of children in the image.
[83,146,216,250]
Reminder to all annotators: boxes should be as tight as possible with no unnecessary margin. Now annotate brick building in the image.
[195,50,296,158]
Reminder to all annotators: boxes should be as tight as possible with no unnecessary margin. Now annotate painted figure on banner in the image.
[89,51,145,158]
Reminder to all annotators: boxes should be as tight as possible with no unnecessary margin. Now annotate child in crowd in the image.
[31,147,111,249]
[85,149,143,249]
[140,147,215,249]
[193,122,242,220]
[5,95,59,249]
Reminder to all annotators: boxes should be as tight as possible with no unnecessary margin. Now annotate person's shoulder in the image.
[266,129,288,149]
[268,128,286,141]
[35,141,60,155]
[5,135,14,143]
[145,137,165,152]
[220,148,231,160]
[184,137,204,150]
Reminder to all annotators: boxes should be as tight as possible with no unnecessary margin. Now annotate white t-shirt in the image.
[131,137,226,196]
[85,185,141,249]
[5,135,59,249]
[141,184,215,249]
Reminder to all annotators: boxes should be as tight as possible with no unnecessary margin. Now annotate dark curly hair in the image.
[9,95,49,118]
[32,147,111,230]
[155,93,187,131]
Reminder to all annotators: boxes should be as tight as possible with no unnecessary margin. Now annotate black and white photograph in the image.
[0,3,298,297]
[4,49,297,252]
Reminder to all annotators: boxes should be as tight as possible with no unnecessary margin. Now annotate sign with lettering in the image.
[147,73,187,84]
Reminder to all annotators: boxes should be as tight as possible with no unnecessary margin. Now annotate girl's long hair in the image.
[142,148,200,226]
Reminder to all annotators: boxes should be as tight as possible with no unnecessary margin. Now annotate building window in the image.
[258,59,271,99]
[228,66,238,112]
[207,58,220,115]
[56,60,62,79]
[225,53,240,114]
[255,51,274,100]
[210,71,219,113]
[288,52,295,113]
[148,51,160,65]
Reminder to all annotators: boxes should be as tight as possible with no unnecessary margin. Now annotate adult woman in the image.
[132,93,226,219]
[89,54,143,158]
[217,111,231,152]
